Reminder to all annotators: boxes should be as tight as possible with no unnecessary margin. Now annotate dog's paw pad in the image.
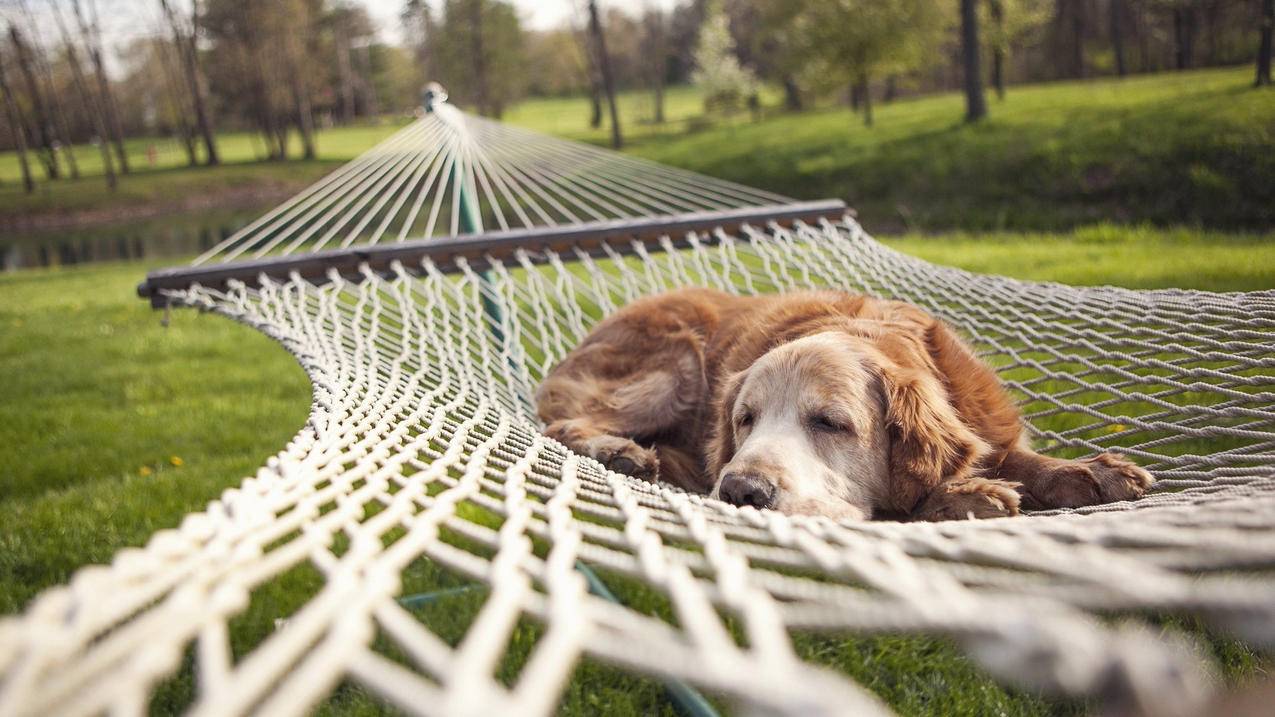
[1029,463,1102,509]
[586,436,658,481]
[914,479,1020,522]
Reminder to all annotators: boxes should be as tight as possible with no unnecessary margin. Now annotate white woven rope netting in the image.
[2,102,1274,717]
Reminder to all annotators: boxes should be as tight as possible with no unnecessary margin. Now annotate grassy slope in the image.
[3,230,1271,715]
[510,67,1275,231]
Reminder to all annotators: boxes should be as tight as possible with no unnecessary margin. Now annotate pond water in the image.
[1,206,267,271]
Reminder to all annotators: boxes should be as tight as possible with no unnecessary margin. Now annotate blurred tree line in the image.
[0,0,1271,192]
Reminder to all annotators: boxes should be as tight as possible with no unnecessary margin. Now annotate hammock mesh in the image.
[2,101,1274,717]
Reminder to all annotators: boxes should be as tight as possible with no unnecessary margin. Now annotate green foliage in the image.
[983,0,1051,55]
[432,0,526,117]
[763,0,953,97]
[692,0,758,115]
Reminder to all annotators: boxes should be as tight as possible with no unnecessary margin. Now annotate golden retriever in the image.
[536,288,1153,520]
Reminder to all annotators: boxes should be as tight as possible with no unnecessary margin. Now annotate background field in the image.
[2,67,1273,714]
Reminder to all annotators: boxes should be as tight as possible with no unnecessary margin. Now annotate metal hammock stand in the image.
[2,94,1274,717]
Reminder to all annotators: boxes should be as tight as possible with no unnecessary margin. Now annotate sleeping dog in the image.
[536,288,1152,521]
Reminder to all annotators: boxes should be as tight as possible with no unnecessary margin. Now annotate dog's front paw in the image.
[1026,452,1153,509]
[912,478,1021,522]
[585,435,659,482]
[1083,452,1154,501]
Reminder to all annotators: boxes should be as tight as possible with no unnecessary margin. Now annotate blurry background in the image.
[1,4,1273,713]
[0,0,1272,269]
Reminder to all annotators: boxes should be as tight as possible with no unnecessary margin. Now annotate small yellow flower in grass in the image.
[139,465,154,477]
[170,456,184,467]
[1108,424,1127,433]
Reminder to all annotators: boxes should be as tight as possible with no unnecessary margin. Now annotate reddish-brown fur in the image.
[536,288,1152,520]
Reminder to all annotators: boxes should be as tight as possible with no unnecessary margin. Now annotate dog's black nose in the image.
[718,472,776,510]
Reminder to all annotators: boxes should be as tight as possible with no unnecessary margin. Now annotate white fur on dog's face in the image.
[712,333,890,519]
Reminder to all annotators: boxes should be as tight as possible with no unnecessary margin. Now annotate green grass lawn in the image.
[3,227,1270,715]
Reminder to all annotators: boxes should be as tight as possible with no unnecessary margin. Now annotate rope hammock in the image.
[3,95,1274,717]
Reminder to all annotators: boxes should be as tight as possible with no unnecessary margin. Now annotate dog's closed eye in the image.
[808,412,853,435]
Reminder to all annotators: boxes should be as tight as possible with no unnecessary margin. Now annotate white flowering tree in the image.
[691,1,757,116]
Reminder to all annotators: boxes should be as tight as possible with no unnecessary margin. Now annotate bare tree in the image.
[1110,0,1128,76]
[334,23,355,122]
[355,41,380,118]
[961,0,988,121]
[641,8,667,124]
[468,0,490,115]
[8,26,59,179]
[158,0,220,165]
[280,2,316,159]
[857,72,873,126]
[51,2,114,190]
[989,0,1007,99]
[153,40,198,166]
[587,0,622,148]
[1260,0,1274,86]
[72,0,130,173]
[574,22,603,128]
[0,48,35,193]
[1173,3,1196,70]
[16,2,80,178]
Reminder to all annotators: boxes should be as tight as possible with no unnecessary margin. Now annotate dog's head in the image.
[707,331,984,520]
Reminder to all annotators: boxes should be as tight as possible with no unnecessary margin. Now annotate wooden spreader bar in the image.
[137,199,846,307]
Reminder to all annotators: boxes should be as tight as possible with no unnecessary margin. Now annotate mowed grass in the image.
[3,227,1271,715]
[509,66,1275,231]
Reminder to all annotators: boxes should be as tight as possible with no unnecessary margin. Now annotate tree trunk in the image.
[961,0,987,122]
[652,76,665,123]
[335,27,355,122]
[52,4,114,189]
[588,0,622,149]
[9,27,59,180]
[275,123,289,161]
[859,72,873,127]
[291,74,316,159]
[782,75,803,110]
[989,0,1006,100]
[469,0,489,116]
[588,81,603,128]
[284,32,316,159]
[357,44,380,119]
[1259,0,1274,86]
[1110,0,1127,77]
[158,0,219,166]
[73,0,129,174]
[1173,7,1195,70]
[155,43,197,166]
[578,27,603,127]
[884,74,898,103]
[1072,2,1086,78]
[0,54,35,193]
[23,23,81,179]
[645,12,666,124]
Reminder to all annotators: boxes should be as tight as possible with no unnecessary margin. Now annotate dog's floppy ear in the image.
[882,363,988,514]
[706,369,747,481]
